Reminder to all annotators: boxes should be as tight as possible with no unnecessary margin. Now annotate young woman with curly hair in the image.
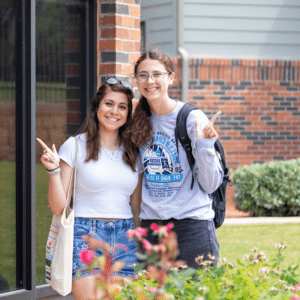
[37,78,142,300]
[131,49,223,269]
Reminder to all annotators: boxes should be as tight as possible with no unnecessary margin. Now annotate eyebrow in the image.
[138,70,164,73]
[105,99,128,106]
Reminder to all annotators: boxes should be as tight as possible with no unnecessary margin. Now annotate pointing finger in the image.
[210,111,222,124]
[36,138,48,150]
[52,144,58,154]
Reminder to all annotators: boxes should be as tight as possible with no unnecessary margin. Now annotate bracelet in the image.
[47,167,61,175]
[46,166,60,172]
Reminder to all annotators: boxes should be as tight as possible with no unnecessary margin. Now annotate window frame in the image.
[0,0,96,299]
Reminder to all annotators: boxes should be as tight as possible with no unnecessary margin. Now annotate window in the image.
[0,0,96,299]
[0,0,16,293]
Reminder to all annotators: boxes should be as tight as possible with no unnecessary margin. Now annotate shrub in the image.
[231,159,300,216]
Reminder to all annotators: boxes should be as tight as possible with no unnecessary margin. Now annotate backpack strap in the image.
[175,103,199,189]
[214,139,231,183]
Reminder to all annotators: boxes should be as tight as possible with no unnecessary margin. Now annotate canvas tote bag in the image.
[45,137,78,296]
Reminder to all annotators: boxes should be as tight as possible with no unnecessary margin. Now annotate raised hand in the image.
[36,138,60,171]
[195,111,222,140]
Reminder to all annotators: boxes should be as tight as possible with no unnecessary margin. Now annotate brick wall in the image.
[98,0,141,85]
[169,58,300,213]
[65,0,141,135]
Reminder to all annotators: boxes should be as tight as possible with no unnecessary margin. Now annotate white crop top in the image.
[58,134,140,218]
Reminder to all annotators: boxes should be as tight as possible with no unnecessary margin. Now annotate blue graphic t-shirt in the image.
[139,101,224,220]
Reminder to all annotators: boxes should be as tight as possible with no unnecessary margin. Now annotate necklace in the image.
[102,147,119,161]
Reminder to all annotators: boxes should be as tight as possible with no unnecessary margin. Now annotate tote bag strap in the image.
[64,136,78,210]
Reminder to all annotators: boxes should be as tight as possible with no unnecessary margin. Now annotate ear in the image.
[168,72,175,86]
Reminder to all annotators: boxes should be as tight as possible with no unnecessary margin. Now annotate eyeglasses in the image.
[135,72,172,83]
[105,77,133,89]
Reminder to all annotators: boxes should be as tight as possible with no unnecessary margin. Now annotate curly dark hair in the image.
[131,49,174,148]
[81,82,138,172]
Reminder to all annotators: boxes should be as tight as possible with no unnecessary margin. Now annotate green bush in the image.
[231,159,300,216]
[116,244,300,300]
[81,224,300,300]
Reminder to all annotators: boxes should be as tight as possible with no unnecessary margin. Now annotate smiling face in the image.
[136,59,175,104]
[96,91,129,134]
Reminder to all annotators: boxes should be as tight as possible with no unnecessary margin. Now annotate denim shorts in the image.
[141,218,219,269]
[72,217,138,280]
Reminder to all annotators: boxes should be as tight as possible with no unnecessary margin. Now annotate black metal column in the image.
[15,0,36,298]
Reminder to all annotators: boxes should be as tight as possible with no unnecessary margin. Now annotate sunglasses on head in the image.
[104,77,133,89]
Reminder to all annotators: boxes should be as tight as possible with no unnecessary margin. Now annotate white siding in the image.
[141,1,178,56]
[183,0,300,59]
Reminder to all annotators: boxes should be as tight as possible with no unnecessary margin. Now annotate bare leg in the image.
[110,275,134,285]
[72,275,103,300]
[72,275,134,300]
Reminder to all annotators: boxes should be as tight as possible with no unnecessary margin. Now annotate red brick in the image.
[65,40,80,52]
[130,29,141,40]
[99,64,123,75]
[123,41,134,52]
[101,28,129,39]
[67,29,78,39]
[130,53,140,64]
[200,91,212,96]
[67,112,80,123]
[227,91,238,96]
[66,64,79,75]
[123,16,135,27]
[99,40,122,51]
[279,92,292,97]
[274,86,285,91]
[259,97,271,101]
[99,15,122,26]
[123,64,134,75]
[134,18,140,28]
[226,81,238,86]
[67,100,80,111]
[206,86,218,90]
[130,5,140,17]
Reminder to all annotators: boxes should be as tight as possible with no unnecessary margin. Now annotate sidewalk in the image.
[224,216,300,225]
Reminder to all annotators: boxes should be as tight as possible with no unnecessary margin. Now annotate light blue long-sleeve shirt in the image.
[139,101,224,220]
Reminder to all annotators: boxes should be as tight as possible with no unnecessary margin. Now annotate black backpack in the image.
[174,103,231,229]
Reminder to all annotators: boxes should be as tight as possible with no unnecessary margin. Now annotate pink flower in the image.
[150,223,160,231]
[142,239,152,250]
[290,295,300,300]
[294,283,300,292]
[79,249,95,264]
[148,287,157,293]
[126,229,135,238]
[164,222,174,232]
[126,227,148,238]
[136,227,148,237]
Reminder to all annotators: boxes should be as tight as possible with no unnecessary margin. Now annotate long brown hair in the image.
[131,49,175,148]
[82,82,138,171]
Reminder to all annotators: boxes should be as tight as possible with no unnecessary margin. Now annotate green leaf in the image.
[237,259,245,267]
[135,253,148,261]
[134,263,145,273]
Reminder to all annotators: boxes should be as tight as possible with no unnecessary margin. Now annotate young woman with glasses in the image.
[131,49,224,269]
[37,78,142,300]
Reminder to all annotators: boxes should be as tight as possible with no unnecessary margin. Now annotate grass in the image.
[0,161,52,289]
[0,161,299,290]
[0,81,66,103]
[218,223,300,269]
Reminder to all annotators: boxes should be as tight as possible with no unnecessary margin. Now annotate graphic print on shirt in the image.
[140,131,183,198]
